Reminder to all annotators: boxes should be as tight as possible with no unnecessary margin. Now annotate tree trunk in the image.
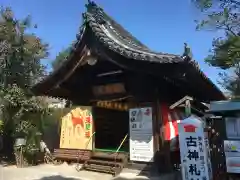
[14,149,28,168]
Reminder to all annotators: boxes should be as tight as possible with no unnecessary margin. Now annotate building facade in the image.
[32,1,225,173]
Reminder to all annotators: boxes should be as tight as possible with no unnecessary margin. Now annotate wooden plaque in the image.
[92,83,126,96]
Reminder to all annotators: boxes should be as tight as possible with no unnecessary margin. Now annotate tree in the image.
[51,47,70,71]
[0,7,48,89]
[192,0,240,97]
[0,7,50,162]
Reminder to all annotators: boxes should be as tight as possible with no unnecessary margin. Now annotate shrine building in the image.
[32,1,225,175]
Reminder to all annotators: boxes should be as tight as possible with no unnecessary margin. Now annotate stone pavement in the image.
[0,163,181,180]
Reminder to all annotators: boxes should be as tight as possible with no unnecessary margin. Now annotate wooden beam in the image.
[169,96,193,109]
[53,46,88,89]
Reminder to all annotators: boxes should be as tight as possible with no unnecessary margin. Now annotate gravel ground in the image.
[0,164,111,180]
[0,163,180,180]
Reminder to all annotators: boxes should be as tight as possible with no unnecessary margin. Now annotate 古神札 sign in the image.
[129,107,154,162]
[178,115,212,180]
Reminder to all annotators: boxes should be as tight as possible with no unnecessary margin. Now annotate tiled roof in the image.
[32,0,225,101]
[81,0,185,64]
[77,1,224,99]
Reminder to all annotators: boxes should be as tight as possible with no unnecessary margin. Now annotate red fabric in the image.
[161,103,171,141]
[161,103,180,141]
[172,120,179,136]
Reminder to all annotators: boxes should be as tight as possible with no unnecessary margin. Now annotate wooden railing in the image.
[114,134,128,165]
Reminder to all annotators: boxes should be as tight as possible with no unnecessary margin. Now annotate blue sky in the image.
[2,0,223,89]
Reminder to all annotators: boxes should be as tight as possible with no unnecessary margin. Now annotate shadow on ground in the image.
[113,176,180,180]
[0,160,16,167]
[36,176,151,180]
[34,175,82,180]
[114,178,149,180]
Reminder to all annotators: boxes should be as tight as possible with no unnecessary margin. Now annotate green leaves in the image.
[0,6,50,155]
[193,0,240,97]
[51,47,71,71]
[0,6,49,89]
[205,35,240,69]
[223,8,229,19]
[194,0,240,34]
[192,0,213,11]
[0,119,3,134]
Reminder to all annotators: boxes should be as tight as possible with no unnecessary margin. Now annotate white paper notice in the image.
[129,107,154,162]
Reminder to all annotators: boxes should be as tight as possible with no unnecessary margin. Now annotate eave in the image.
[32,0,225,102]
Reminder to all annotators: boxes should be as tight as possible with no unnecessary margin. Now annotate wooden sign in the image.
[60,106,93,150]
[96,101,131,111]
[92,83,126,96]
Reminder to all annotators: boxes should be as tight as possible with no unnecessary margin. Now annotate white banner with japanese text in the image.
[178,115,212,180]
[129,107,154,162]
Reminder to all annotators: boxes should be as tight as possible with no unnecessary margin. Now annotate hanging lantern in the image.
[15,138,26,147]
[85,50,98,66]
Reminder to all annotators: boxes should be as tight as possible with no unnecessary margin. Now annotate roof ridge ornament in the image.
[85,0,105,24]
[182,42,193,61]
[85,0,97,9]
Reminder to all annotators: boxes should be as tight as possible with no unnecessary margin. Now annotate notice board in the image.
[59,106,93,150]
[129,107,154,162]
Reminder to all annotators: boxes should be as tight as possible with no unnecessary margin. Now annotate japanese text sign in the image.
[178,115,212,180]
[129,107,154,162]
[60,106,93,150]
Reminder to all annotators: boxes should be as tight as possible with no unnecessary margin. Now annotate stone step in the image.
[86,159,123,168]
[83,163,121,176]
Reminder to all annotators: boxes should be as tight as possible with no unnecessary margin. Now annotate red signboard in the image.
[184,124,197,133]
